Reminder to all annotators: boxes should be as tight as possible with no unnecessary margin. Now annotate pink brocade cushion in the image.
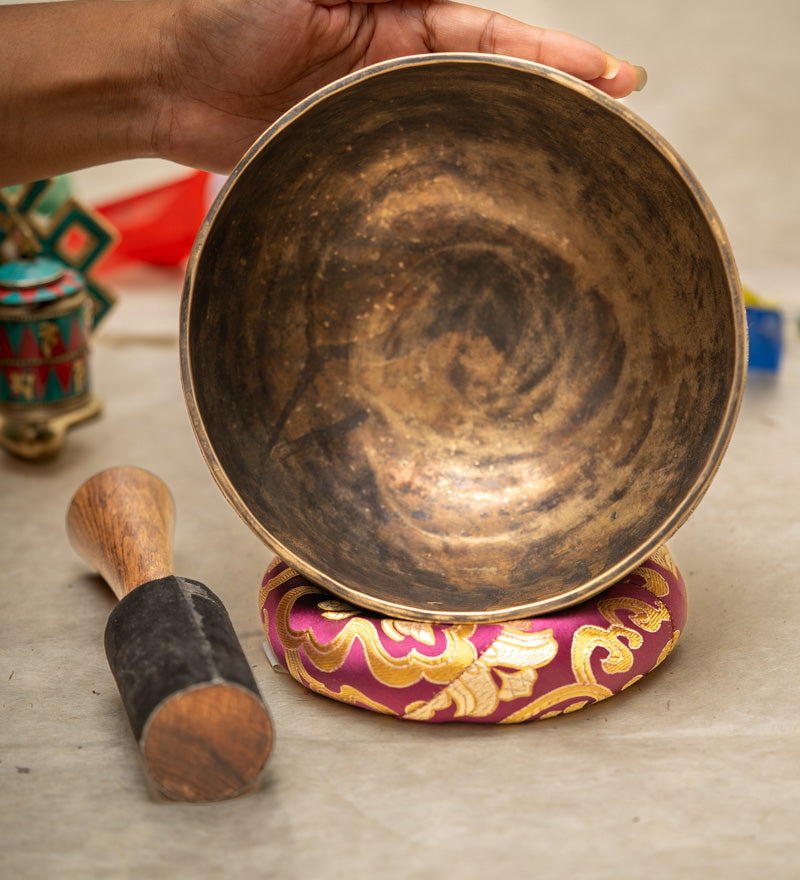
[259,546,687,723]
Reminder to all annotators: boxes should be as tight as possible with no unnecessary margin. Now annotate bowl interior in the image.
[182,56,743,620]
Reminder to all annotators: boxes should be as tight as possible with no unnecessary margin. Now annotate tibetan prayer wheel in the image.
[0,255,101,459]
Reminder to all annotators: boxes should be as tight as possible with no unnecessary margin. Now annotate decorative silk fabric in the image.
[259,546,687,723]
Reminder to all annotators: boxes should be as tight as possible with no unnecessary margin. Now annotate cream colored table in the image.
[2,0,798,877]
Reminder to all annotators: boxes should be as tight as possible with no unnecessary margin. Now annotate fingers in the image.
[592,55,648,97]
[310,0,646,96]
[421,2,644,95]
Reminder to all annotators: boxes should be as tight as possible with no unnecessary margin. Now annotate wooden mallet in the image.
[67,466,273,803]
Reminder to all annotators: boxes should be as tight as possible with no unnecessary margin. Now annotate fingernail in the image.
[600,53,620,80]
[633,65,648,91]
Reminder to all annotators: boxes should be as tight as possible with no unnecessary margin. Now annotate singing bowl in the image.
[181,54,746,622]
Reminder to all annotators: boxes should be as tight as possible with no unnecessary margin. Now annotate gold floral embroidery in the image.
[301,680,398,715]
[617,547,677,598]
[259,559,300,594]
[402,623,558,720]
[650,545,680,578]
[653,629,681,669]
[270,580,479,689]
[503,683,613,723]
[318,599,360,621]
[382,620,438,646]
[501,559,678,723]
[571,596,671,681]
[261,551,682,723]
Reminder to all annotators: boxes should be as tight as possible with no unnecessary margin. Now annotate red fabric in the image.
[96,171,210,269]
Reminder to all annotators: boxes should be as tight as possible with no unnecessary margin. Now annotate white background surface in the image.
[2,1,798,877]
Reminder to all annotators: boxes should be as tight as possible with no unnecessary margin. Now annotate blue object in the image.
[746,305,783,372]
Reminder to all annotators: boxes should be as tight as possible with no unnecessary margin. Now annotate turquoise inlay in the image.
[2,321,26,357]
[2,175,73,217]
[41,212,116,326]
[7,179,50,216]
[54,312,78,350]
[0,260,83,307]
[45,209,111,270]
[43,366,68,402]
[0,287,57,307]
[0,256,64,287]
[1,180,116,328]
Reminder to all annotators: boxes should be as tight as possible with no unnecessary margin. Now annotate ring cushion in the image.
[259,545,687,723]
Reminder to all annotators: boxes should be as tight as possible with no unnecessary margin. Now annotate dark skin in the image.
[0,0,643,187]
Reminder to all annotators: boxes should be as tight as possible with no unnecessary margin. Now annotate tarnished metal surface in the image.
[181,54,746,621]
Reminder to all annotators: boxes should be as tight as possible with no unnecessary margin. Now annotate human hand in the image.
[0,0,645,186]
[155,0,645,173]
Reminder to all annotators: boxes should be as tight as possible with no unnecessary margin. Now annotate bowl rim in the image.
[180,52,747,621]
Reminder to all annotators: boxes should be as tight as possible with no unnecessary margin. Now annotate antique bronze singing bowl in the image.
[181,55,746,622]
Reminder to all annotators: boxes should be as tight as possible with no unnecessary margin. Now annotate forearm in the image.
[0,0,645,189]
[0,0,165,187]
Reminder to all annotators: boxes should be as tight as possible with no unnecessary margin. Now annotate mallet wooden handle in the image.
[66,465,175,601]
[66,466,273,803]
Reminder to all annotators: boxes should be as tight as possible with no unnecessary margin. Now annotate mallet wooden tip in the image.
[142,681,273,803]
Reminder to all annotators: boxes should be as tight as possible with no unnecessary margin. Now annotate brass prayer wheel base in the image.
[0,394,102,460]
